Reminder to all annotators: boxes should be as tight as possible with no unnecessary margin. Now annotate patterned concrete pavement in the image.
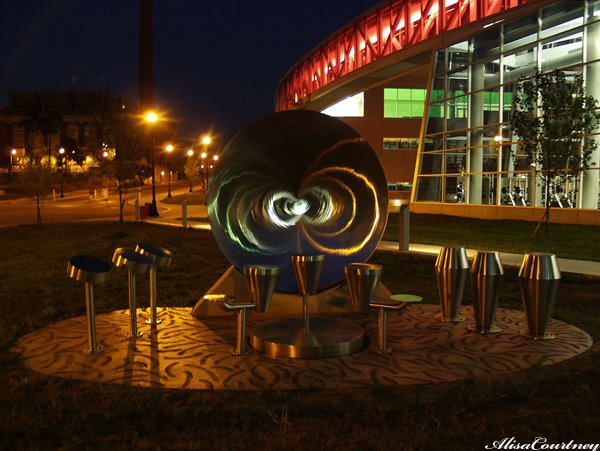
[13,304,592,390]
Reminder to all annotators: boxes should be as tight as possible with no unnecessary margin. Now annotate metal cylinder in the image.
[233,308,251,355]
[67,255,110,354]
[518,253,561,340]
[148,267,159,325]
[127,272,141,337]
[182,199,188,228]
[134,243,173,326]
[344,263,383,313]
[84,282,101,354]
[113,248,153,338]
[244,265,280,313]
[468,251,503,334]
[376,308,391,354]
[398,203,410,252]
[435,246,469,322]
[291,254,325,329]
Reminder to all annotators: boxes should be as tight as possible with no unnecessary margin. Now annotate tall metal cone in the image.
[344,263,382,313]
[435,247,469,322]
[518,253,561,339]
[244,265,280,313]
[469,251,503,333]
[291,254,325,295]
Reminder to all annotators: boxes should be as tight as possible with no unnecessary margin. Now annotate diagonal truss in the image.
[275,0,532,111]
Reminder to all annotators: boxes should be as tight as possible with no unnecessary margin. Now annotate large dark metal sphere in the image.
[207,110,388,293]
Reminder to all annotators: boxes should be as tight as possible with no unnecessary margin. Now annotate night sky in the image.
[1,0,380,147]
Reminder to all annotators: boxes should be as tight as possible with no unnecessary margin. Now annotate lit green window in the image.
[383,88,427,118]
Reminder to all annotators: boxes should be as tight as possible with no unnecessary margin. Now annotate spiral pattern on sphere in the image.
[207,110,388,293]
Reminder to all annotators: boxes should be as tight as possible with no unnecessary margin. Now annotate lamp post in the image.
[187,149,194,192]
[201,135,211,189]
[209,154,219,185]
[58,147,66,198]
[145,111,159,217]
[200,151,207,190]
[101,150,109,198]
[10,149,16,173]
[165,144,173,197]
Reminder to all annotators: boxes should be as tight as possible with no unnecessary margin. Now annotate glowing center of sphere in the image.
[285,197,310,217]
[265,191,313,228]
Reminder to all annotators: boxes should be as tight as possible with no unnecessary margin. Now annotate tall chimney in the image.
[138,0,153,109]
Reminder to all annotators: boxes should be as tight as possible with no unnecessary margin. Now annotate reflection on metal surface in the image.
[67,255,111,354]
[243,265,279,313]
[135,243,173,326]
[207,110,388,293]
[291,254,325,329]
[250,317,365,359]
[435,247,469,322]
[112,248,154,338]
[203,294,255,355]
[344,263,382,313]
[468,251,503,334]
[518,253,561,340]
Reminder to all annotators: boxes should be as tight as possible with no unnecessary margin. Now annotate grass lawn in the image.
[384,213,600,262]
[1,222,599,449]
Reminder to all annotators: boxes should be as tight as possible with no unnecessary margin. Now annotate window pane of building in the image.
[321,92,364,117]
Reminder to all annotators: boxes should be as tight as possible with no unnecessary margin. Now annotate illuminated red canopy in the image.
[275,0,534,111]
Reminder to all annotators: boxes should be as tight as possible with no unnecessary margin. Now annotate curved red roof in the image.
[275,0,534,111]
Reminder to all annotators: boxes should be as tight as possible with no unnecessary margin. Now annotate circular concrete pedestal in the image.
[250,317,365,359]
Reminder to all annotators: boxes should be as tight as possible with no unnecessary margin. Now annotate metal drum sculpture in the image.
[207,110,389,293]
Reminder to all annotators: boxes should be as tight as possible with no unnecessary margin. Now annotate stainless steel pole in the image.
[377,308,388,353]
[128,272,141,337]
[147,266,161,325]
[234,308,247,355]
[84,282,101,354]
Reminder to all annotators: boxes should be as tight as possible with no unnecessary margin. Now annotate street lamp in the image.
[210,154,219,183]
[58,148,66,198]
[201,135,211,189]
[165,144,174,197]
[200,151,207,189]
[145,111,159,216]
[10,149,16,173]
[187,149,194,192]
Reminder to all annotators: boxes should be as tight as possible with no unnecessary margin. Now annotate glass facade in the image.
[414,0,600,210]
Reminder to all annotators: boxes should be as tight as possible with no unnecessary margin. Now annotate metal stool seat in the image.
[369,298,407,354]
[135,242,173,325]
[112,248,153,337]
[67,255,111,354]
[370,294,422,354]
[204,294,255,355]
[205,266,280,357]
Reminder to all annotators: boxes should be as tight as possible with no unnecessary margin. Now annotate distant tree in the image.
[60,135,85,166]
[184,152,202,192]
[135,157,151,186]
[18,111,62,225]
[97,106,144,223]
[17,152,56,226]
[511,69,599,235]
[20,110,61,166]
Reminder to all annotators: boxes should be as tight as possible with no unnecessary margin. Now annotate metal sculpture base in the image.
[250,317,364,359]
[435,313,466,323]
[467,325,502,334]
[519,330,556,340]
[191,266,392,318]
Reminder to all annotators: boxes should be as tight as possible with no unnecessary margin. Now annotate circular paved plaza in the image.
[13,304,592,390]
